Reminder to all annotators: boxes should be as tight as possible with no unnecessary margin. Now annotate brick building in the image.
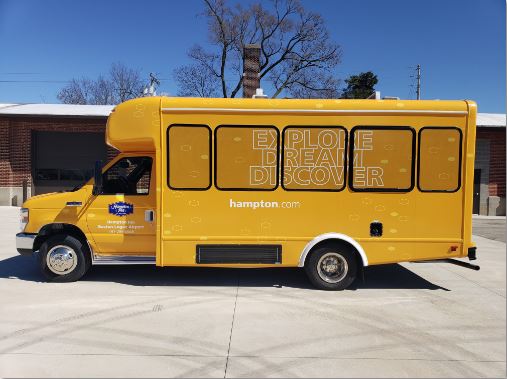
[474,113,506,215]
[0,104,114,206]
[0,103,505,215]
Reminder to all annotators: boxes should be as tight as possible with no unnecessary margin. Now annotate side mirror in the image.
[92,160,103,196]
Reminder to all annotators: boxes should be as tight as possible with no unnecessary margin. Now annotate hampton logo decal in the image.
[108,202,134,217]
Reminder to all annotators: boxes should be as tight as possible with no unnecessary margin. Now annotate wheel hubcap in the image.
[317,252,348,283]
[46,245,77,275]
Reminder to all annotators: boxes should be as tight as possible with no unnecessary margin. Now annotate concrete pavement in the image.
[472,215,506,243]
[0,206,505,378]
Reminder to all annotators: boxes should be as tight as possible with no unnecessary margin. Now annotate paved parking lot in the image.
[473,215,506,243]
[0,206,505,378]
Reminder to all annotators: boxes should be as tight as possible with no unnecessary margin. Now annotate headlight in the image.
[20,208,29,232]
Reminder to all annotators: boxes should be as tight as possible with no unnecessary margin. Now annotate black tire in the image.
[39,234,91,282]
[304,243,358,290]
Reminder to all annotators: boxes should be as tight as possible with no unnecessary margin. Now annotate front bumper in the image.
[16,233,36,255]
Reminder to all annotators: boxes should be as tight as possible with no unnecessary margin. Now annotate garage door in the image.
[33,131,107,195]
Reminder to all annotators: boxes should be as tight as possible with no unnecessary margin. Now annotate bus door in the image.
[86,155,156,255]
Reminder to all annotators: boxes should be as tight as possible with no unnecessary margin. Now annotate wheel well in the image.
[34,224,90,257]
[304,239,364,269]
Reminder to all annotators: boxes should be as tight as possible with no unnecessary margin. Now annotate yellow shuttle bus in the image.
[16,97,479,290]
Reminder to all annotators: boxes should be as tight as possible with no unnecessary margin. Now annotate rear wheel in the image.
[305,244,358,290]
[39,234,90,282]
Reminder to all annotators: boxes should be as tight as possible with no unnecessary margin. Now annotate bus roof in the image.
[160,97,471,114]
[106,97,473,152]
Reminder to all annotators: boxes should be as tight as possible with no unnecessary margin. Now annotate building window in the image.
[167,125,211,190]
[215,125,279,190]
[102,157,152,195]
[350,126,415,192]
[282,126,347,191]
[418,127,462,192]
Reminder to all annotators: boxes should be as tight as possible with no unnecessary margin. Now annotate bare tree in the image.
[57,62,145,105]
[56,78,92,105]
[90,75,116,105]
[110,62,144,102]
[174,64,221,97]
[174,0,342,98]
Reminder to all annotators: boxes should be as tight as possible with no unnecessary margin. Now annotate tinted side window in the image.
[102,157,152,195]
[167,125,211,190]
[350,127,415,191]
[215,126,279,190]
[418,128,462,192]
[283,127,347,191]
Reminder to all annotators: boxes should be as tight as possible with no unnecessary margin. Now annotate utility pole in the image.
[143,73,160,97]
[416,64,421,100]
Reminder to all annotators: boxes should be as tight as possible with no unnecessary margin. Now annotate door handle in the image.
[145,210,154,222]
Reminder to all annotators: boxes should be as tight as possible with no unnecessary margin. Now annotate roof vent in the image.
[252,88,268,99]
[367,91,381,99]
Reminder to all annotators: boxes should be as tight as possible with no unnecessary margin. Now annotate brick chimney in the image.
[243,44,261,98]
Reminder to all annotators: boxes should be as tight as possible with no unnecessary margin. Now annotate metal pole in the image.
[416,64,421,100]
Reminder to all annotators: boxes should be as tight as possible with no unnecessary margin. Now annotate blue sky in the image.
[0,0,504,113]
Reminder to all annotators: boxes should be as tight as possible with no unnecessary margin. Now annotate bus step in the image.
[92,254,156,265]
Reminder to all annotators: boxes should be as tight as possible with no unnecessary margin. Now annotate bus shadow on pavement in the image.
[0,254,449,291]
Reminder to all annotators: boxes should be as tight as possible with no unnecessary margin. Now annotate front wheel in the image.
[39,234,90,282]
[305,244,358,290]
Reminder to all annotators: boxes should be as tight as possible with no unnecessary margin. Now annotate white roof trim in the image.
[0,103,114,117]
[161,107,468,116]
[476,113,506,127]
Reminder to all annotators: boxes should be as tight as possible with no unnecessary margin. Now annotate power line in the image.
[0,72,41,75]
[0,80,70,83]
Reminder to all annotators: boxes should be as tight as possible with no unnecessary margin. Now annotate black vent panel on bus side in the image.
[196,245,282,264]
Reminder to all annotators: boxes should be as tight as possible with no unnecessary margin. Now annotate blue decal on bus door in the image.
[109,202,134,217]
